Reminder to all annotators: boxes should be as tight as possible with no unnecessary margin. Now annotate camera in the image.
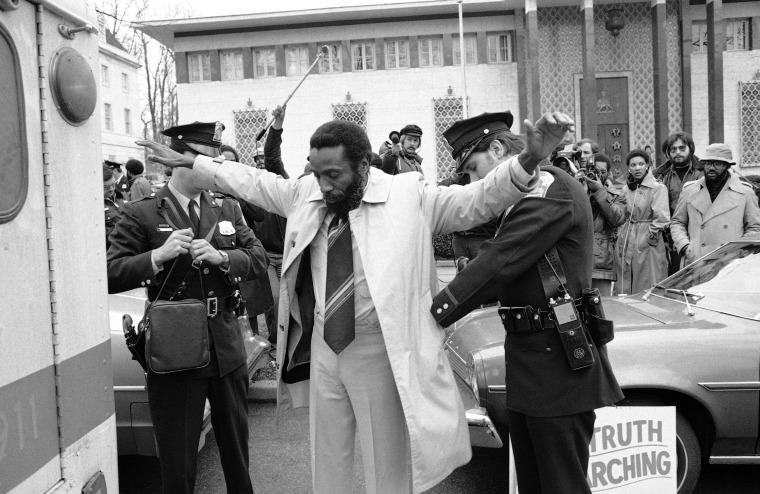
[584,163,600,182]
[551,149,581,175]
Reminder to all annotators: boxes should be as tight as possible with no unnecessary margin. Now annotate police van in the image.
[0,1,117,492]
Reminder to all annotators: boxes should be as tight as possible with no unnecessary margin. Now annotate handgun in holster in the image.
[580,288,615,346]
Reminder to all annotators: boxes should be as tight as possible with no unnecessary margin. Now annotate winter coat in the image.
[591,184,626,271]
[670,173,760,260]
[614,170,669,295]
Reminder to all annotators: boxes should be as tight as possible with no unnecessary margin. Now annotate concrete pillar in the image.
[679,0,693,136]
[580,0,597,141]
[526,0,541,126]
[515,8,529,130]
[707,0,725,142]
[652,0,670,151]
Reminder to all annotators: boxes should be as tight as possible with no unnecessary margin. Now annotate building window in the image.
[286,45,309,76]
[692,19,749,53]
[740,80,760,166]
[124,108,132,135]
[419,38,443,67]
[385,40,409,69]
[332,101,367,130]
[319,44,343,74]
[254,48,276,78]
[351,41,375,71]
[121,73,129,93]
[487,33,513,63]
[433,97,464,183]
[104,103,112,131]
[453,35,477,65]
[234,107,269,164]
[221,50,244,81]
[188,52,211,83]
[101,64,109,86]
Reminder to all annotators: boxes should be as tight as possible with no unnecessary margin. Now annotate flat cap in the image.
[104,159,123,170]
[400,124,423,137]
[702,143,735,165]
[162,121,225,157]
[443,111,513,171]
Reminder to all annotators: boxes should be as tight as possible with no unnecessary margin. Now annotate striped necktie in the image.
[324,215,355,354]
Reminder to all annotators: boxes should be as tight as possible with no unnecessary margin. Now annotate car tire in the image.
[619,398,701,494]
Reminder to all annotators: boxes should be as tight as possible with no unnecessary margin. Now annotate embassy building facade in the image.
[138,0,760,182]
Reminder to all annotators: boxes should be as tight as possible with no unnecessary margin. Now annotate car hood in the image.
[445,294,693,359]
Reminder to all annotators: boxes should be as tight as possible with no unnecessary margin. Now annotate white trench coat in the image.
[194,157,536,492]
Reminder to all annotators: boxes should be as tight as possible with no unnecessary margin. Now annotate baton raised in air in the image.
[255,45,330,141]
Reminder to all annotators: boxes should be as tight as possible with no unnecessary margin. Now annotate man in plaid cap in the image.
[380,123,424,175]
[671,142,760,265]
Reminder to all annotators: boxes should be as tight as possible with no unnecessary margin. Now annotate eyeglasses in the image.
[669,145,688,153]
[702,161,728,169]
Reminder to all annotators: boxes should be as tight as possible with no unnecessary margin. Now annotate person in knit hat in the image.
[380,124,424,175]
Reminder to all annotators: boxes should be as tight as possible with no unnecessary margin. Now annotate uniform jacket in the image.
[615,170,670,295]
[670,173,760,260]
[192,156,537,493]
[104,196,128,247]
[653,157,703,215]
[591,184,626,270]
[106,185,268,376]
[431,166,623,417]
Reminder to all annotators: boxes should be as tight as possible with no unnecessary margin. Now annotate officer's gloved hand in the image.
[456,256,469,273]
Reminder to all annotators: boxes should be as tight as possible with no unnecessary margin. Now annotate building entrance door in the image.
[580,76,630,180]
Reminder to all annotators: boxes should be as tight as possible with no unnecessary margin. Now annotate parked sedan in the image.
[110,288,271,456]
[445,236,760,494]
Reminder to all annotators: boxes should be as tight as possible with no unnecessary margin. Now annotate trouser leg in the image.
[341,329,411,494]
[311,334,357,494]
[207,364,254,494]
[147,372,208,494]
[509,409,595,494]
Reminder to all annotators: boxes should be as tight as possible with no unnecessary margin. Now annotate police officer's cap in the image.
[104,159,123,171]
[162,121,225,158]
[443,111,513,172]
[400,124,423,137]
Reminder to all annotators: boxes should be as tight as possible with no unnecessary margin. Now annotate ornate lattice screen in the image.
[433,97,463,183]
[233,107,268,165]
[332,102,367,130]
[740,80,760,167]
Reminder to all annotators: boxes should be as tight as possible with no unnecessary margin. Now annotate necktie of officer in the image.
[324,215,355,354]
[188,199,200,233]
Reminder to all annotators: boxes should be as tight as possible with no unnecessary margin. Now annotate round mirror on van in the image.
[49,46,97,125]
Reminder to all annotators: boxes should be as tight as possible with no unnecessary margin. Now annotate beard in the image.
[324,169,365,218]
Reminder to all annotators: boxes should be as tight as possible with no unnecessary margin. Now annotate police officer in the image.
[106,159,130,201]
[431,112,623,494]
[107,121,268,494]
[103,163,128,248]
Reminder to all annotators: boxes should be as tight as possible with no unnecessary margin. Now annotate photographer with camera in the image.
[380,124,424,175]
[576,154,626,283]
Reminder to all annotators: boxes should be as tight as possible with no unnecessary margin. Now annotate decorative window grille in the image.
[220,50,244,81]
[433,96,464,183]
[286,46,309,76]
[453,35,477,65]
[740,80,760,167]
[351,42,375,71]
[385,40,409,69]
[332,101,367,130]
[419,38,443,67]
[188,52,211,83]
[319,44,343,74]
[233,107,269,165]
[487,33,513,63]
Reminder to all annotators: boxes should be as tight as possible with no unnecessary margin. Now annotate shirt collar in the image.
[167,181,202,212]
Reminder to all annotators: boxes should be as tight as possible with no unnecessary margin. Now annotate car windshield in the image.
[654,241,760,319]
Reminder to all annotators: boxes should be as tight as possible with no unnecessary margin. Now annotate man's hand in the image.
[272,105,287,130]
[682,245,696,265]
[518,112,575,174]
[190,239,227,266]
[391,142,402,156]
[136,140,195,169]
[153,228,194,265]
[586,176,604,193]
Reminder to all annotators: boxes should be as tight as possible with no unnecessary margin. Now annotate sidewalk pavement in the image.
[248,260,457,403]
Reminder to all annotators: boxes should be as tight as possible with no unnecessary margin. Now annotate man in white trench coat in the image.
[139,111,574,493]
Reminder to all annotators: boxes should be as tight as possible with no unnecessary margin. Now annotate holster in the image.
[498,306,545,333]
[580,287,615,346]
